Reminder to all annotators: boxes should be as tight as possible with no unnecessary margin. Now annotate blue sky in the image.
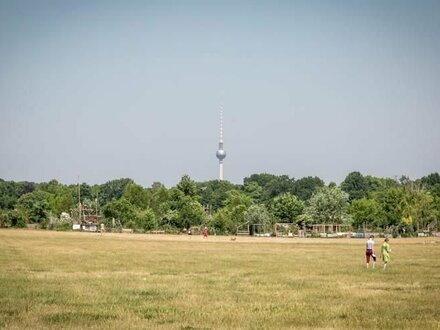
[1,0,439,187]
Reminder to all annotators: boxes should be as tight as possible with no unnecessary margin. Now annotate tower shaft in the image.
[216,107,226,180]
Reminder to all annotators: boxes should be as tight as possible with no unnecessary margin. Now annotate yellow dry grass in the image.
[0,229,439,329]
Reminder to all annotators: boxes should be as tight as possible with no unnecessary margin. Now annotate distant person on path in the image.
[203,227,208,238]
[365,235,376,268]
[100,223,105,235]
[381,238,391,270]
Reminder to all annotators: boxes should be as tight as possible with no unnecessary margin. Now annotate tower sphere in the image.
[216,149,226,160]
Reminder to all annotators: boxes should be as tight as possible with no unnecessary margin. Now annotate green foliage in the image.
[49,190,75,216]
[406,189,437,231]
[135,208,157,231]
[176,175,198,198]
[54,221,72,231]
[175,196,205,229]
[198,180,236,211]
[166,178,206,229]
[0,180,19,209]
[341,172,369,201]
[148,182,169,218]
[16,190,52,224]
[243,173,295,203]
[223,190,253,232]
[270,193,304,223]
[98,178,134,205]
[243,173,279,189]
[8,210,26,228]
[242,181,263,202]
[211,208,233,234]
[1,171,438,234]
[0,180,35,209]
[102,198,136,226]
[304,186,350,224]
[373,187,407,228]
[245,204,273,235]
[245,204,272,225]
[292,176,324,201]
[123,183,150,209]
[349,198,381,229]
[421,172,440,197]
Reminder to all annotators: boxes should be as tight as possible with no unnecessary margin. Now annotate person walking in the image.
[202,226,208,238]
[381,238,391,270]
[365,235,376,268]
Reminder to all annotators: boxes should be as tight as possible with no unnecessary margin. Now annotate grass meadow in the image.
[0,230,439,329]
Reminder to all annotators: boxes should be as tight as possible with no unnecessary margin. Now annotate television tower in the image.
[216,107,226,181]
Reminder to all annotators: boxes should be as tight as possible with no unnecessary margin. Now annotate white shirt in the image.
[366,238,374,250]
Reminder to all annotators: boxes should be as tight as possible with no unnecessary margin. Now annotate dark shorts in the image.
[366,249,373,262]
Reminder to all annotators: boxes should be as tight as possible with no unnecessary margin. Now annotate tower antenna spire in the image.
[216,106,226,180]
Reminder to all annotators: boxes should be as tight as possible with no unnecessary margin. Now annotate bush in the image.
[54,222,72,231]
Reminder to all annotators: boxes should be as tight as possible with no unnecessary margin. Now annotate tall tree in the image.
[304,186,350,224]
[270,193,304,223]
[421,172,440,197]
[293,176,324,201]
[102,198,136,226]
[373,187,407,228]
[198,180,236,211]
[148,182,169,219]
[349,198,382,229]
[123,183,150,209]
[245,204,273,234]
[212,190,253,234]
[176,175,198,198]
[341,172,369,201]
[98,178,134,206]
[16,190,52,224]
[242,181,263,203]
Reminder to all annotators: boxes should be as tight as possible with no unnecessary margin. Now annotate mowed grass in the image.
[0,230,439,329]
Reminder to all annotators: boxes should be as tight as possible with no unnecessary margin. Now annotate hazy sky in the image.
[1,0,439,187]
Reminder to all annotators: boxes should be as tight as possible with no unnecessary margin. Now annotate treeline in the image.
[0,172,439,236]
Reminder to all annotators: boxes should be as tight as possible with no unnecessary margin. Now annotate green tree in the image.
[304,186,350,224]
[271,193,304,223]
[135,208,157,231]
[0,209,25,228]
[373,187,407,228]
[349,198,382,229]
[102,198,136,226]
[123,183,150,209]
[98,178,134,205]
[176,175,198,198]
[176,196,205,229]
[292,176,324,201]
[0,180,20,209]
[245,204,273,234]
[0,180,35,210]
[242,181,263,202]
[407,190,437,231]
[167,183,205,229]
[50,190,75,217]
[211,208,233,234]
[148,182,169,218]
[223,190,253,232]
[243,173,295,204]
[421,172,440,197]
[198,180,236,211]
[341,172,369,201]
[16,190,52,225]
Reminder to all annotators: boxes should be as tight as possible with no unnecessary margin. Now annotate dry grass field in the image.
[0,229,439,329]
